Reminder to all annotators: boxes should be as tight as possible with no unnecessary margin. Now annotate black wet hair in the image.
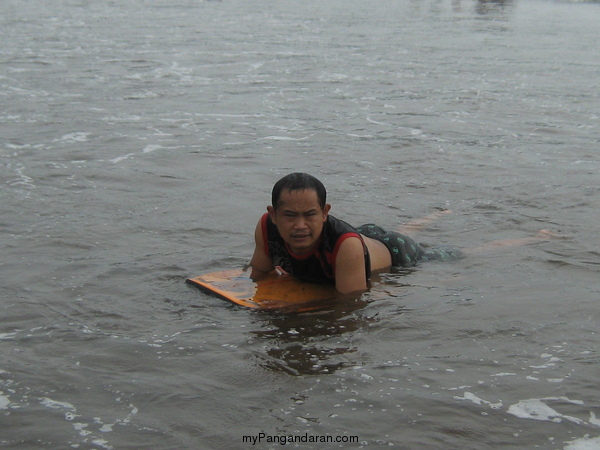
[271,173,327,210]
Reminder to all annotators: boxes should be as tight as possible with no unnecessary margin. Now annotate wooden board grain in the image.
[186,268,338,312]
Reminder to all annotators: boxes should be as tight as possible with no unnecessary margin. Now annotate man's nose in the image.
[293,217,307,229]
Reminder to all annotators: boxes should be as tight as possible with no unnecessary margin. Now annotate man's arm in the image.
[249,218,274,279]
[334,236,368,294]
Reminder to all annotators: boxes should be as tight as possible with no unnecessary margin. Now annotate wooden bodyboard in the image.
[186,269,338,312]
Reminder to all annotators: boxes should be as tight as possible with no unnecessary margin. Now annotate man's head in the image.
[271,172,327,210]
[268,173,331,255]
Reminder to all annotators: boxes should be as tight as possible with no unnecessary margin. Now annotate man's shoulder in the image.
[326,215,358,233]
[323,215,361,254]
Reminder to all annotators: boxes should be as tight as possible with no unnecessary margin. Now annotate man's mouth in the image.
[291,233,310,240]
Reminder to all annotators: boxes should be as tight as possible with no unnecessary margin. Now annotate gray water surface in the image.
[1,0,599,448]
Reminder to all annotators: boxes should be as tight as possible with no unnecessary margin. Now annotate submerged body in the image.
[249,174,462,294]
[256,211,396,284]
[250,187,379,293]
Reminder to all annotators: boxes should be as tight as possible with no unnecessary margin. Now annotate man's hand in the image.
[249,218,274,279]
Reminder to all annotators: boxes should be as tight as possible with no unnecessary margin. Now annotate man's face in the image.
[268,188,330,256]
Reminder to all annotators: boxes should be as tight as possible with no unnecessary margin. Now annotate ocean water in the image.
[1,0,599,448]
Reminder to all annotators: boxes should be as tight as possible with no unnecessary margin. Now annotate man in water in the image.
[249,172,462,294]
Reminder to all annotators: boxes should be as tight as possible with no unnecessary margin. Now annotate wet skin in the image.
[267,189,330,256]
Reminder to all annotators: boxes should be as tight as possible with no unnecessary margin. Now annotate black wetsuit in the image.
[261,213,370,284]
[262,214,463,284]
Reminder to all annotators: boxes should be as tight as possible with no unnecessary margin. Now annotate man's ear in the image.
[267,205,276,224]
[322,203,331,220]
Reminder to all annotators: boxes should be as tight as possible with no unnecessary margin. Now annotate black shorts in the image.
[357,224,464,267]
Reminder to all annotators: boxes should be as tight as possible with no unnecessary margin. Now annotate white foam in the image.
[0,332,17,340]
[102,115,141,122]
[564,435,600,450]
[91,438,113,449]
[262,136,309,141]
[73,422,91,437]
[55,132,90,143]
[142,144,162,153]
[366,117,387,126]
[109,153,135,164]
[99,423,114,432]
[506,397,585,425]
[530,354,562,370]
[40,397,76,411]
[7,164,35,191]
[109,144,181,163]
[37,396,136,448]
[454,391,503,410]
[0,392,11,409]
